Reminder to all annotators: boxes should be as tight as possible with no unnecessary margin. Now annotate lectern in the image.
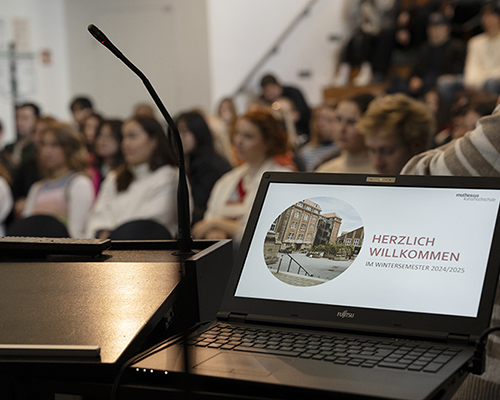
[0,239,233,398]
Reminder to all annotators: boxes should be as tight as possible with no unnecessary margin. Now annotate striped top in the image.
[402,105,500,399]
[401,106,500,177]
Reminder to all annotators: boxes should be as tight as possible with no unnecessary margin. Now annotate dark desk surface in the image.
[0,258,178,365]
[0,240,231,373]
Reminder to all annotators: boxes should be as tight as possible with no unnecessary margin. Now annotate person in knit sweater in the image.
[86,116,181,238]
[402,96,500,399]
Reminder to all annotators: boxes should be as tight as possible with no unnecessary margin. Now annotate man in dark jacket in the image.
[389,12,466,106]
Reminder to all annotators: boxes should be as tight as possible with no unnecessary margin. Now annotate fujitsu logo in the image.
[337,310,355,319]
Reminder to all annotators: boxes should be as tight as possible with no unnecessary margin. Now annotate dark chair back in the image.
[109,219,172,240]
[6,215,70,238]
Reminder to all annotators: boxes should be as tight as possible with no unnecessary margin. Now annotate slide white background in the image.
[235,183,500,317]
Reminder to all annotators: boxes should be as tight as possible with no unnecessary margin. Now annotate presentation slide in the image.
[235,183,500,317]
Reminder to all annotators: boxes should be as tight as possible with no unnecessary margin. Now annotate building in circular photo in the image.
[264,196,363,287]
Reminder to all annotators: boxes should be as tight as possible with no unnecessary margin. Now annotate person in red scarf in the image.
[192,108,294,242]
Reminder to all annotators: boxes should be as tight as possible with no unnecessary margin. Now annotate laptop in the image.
[132,172,500,400]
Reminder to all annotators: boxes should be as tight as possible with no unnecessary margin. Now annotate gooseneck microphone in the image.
[87,24,193,255]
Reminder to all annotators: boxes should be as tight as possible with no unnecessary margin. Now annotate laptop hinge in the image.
[227,313,247,323]
[447,333,470,345]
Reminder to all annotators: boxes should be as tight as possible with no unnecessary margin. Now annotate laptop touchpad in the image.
[194,353,288,377]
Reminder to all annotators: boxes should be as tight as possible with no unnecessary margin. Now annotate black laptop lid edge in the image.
[219,172,500,343]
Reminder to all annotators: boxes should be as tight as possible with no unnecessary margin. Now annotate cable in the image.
[468,326,500,375]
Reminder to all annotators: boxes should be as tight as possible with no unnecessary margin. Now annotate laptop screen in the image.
[234,181,500,318]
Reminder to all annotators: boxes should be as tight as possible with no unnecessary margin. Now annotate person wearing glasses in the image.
[357,93,435,175]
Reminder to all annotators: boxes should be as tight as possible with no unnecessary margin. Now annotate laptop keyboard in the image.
[188,323,461,373]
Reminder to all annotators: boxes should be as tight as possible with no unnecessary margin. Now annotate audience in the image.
[462,93,498,132]
[298,103,338,172]
[1,10,499,400]
[402,95,500,176]
[0,120,14,176]
[70,96,94,133]
[357,93,435,175]
[192,108,293,241]
[217,97,238,128]
[4,103,40,169]
[82,112,104,151]
[175,110,232,224]
[260,73,311,137]
[388,12,466,107]
[464,4,500,95]
[86,116,182,239]
[402,94,500,400]
[333,0,399,86]
[93,119,124,182]
[131,102,156,118]
[315,94,375,174]
[12,116,57,219]
[1,5,497,246]
[206,114,237,167]
[80,113,103,195]
[422,89,449,137]
[0,159,12,236]
[22,122,94,238]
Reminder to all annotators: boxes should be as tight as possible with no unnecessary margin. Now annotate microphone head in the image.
[87,24,107,44]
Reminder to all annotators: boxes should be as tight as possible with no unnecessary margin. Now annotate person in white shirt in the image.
[86,116,181,238]
[464,4,500,94]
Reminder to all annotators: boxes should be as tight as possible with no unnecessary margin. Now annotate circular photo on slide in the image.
[264,197,364,287]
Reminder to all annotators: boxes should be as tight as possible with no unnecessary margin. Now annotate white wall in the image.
[0,0,70,143]
[66,0,350,119]
[207,0,348,113]
[64,0,211,122]
[0,0,349,144]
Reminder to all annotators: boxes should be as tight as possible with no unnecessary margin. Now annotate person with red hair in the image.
[192,108,293,241]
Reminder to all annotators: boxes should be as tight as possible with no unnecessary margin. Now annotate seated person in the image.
[333,0,398,86]
[216,97,238,128]
[0,160,13,236]
[192,108,294,241]
[357,93,435,175]
[401,94,500,399]
[401,95,500,177]
[315,93,375,174]
[11,116,56,219]
[93,119,124,182]
[260,74,311,137]
[86,116,183,239]
[22,122,94,238]
[70,96,94,133]
[387,12,466,107]
[175,110,232,224]
[5,102,40,169]
[298,103,338,171]
[462,94,498,133]
[464,4,500,95]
